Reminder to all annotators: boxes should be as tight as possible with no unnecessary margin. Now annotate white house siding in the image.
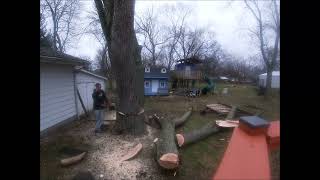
[75,71,106,116]
[258,72,280,88]
[40,63,77,131]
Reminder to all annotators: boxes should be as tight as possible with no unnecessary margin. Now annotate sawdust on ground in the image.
[42,118,165,180]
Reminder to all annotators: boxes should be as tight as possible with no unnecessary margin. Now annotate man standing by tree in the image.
[92,83,109,133]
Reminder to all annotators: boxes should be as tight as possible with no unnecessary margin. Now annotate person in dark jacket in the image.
[92,83,109,133]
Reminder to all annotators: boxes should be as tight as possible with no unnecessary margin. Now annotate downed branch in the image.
[144,114,161,129]
[120,143,143,162]
[60,152,87,166]
[176,122,219,148]
[145,108,192,129]
[174,108,192,128]
[155,118,179,169]
[176,106,237,148]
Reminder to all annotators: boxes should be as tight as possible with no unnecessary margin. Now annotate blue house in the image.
[144,66,169,96]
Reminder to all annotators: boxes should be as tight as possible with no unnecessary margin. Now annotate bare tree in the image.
[161,5,190,69]
[244,0,280,97]
[95,0,145,135]
[135,7,168,66]
[41,0,81,52]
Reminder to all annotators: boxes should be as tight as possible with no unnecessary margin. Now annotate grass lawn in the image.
[144,83,279,180]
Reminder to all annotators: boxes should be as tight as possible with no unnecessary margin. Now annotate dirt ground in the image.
[40,84,280,180]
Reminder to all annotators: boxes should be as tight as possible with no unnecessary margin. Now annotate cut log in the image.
[177,106,237,148]
[60,152,86,166]
[120,143,143,161]
[155,118,179,169]
[216,106,238,128]
[176,122,219,147]
[174,108,192,127]
[226,106,237,120]
[216,120,239,128]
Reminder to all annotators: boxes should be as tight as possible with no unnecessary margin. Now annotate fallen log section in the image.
[60,152,87,166]
[145,108,192,129]
[155,118,179,169]
[120,143,143,162]
[174,108,192,127]
[176,106,237,148]
[176,121,219,147]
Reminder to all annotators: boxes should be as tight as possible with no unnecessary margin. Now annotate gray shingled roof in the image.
[40,47,90,65]
[144,67,169,78]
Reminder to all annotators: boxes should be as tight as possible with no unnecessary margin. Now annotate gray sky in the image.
[67,0,263,61]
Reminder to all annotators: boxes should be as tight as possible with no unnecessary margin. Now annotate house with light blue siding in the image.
[144,66,169,96]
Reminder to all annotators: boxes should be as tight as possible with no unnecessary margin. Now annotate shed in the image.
[258,71,280,88]
[40,47,107,135]
[144,66,169,96]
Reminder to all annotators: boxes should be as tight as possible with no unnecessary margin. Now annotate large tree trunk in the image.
[109,0,145,135]
[155,118,179,169]
[176,106,237,148]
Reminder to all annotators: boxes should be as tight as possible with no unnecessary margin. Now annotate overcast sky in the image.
[66,0,267,62]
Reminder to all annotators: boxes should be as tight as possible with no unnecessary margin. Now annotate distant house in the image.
[144,66,169,96]
[258,71,280,88]
[40,47,108,136]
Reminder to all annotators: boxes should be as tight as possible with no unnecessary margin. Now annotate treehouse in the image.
[172,57,203,88]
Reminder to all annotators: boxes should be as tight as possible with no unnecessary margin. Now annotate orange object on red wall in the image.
[212,127,271,180]
[267,121,280,151]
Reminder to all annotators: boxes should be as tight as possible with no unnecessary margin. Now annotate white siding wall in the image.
[271,76,280,88]
[76,72,106,115]
[258,75,280,88]
[40,63,77,131]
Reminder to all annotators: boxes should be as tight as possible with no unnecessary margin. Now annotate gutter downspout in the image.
[73,69,80,120]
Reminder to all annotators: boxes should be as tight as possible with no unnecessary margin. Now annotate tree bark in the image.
[109,0,145,135]
[176,122,219,148]
[176,106,237,148]
[174,109,192,128]
[155,118,179,169]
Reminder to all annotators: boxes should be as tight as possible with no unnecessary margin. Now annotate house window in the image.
[145,67,150,73]
[144,80,150,88]
[161,68,166,73]
[160,81,166,88]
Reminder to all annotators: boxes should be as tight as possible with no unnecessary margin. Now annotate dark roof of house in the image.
[176,57,202,64]
[144,67,169,78]
[40,47,90,65]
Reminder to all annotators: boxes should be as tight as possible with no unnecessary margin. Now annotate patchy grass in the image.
[40,83,279,180]
[144,83,279,180]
